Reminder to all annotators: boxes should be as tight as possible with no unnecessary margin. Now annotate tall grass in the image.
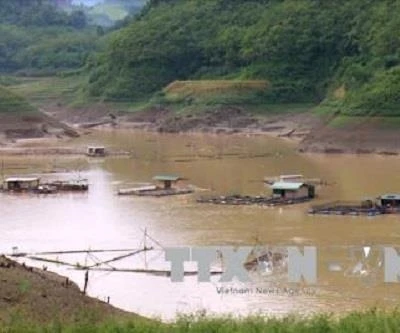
[1,309,400,333]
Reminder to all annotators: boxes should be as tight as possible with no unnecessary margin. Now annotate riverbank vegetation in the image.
[2,309,400,333]
[84,0,400,118]
[4,0,400,119]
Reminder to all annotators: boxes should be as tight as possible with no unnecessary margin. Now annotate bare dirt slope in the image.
[299,117,400,154]
[0,112,78,144]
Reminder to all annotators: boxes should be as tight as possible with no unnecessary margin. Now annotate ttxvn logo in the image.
[164,246,400,284]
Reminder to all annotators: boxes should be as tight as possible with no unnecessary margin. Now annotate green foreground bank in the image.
[2,309,400,333]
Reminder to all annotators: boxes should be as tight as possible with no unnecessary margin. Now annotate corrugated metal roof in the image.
[380,194,400,201]
[153,175,180,182]
[279,174,303,181]
[270,182,305,190]
[5,177,39,182]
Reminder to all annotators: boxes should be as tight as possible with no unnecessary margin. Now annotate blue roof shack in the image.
[270,181,315,200]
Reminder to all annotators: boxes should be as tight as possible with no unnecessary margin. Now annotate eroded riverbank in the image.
[2,99,400,155]
[43,104,400,155]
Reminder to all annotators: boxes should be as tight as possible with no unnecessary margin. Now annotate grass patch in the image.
[0,86,37,114]
[156,80,315,115]
[162,80,269,109]
[163,80,269,98]
[2,309,400,332]
[7,75,88,108]
[314,99,400,129]
[0,76,22,87]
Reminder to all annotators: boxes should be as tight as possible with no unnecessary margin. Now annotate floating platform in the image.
[197,194,311,206]
[118,186,193,197]
[308,201,384,216]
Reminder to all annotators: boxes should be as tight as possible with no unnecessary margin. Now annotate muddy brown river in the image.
[1,130,400,320]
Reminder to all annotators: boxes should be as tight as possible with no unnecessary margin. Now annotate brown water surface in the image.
[1,130,400,319]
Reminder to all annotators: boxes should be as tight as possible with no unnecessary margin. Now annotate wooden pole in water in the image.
[144,228,148,269]
[83,270,89,295]
[1,159,4,184]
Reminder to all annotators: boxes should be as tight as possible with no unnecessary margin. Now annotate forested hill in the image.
[86,0,400,115]
[0,0,95,74]
[0,0,86,28]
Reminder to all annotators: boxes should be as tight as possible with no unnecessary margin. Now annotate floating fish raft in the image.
[42,180,89,192]
[308,201,384,216]
[198,180,316,206]
[0,177,89,194]
[197,194,311,206]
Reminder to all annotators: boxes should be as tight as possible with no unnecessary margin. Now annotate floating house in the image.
[270,181,315,200]
[3,177,40,192]
[87,146,106,157]
[153,175,181,189]
[379,194,400,207]
[264,174,325,186]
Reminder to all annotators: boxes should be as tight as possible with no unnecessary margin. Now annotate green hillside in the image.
[0,0,100,74]
[85,0,400,116]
